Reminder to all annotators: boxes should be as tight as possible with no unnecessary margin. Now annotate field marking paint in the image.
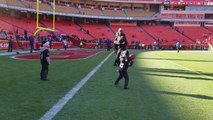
[155,55,213,80]
[10,49,103,61]
[39,52,114,120]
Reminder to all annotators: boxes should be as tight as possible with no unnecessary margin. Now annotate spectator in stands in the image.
[8,36,14,52]
[40,41,50,81]
[29,35,34,53]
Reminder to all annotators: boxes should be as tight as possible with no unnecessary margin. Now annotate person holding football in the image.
[114,46,135,89]
[113,28,128,66]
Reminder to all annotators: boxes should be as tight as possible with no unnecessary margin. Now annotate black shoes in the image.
[115,83,129,90]
[40,78,48,81]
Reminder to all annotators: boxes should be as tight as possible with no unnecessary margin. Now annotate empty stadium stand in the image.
[80,24,115,40]
[177,26,212,42]
[125,10,155,17]
[79,7,102,16]
[110,25,155,45]
[141,25,194,45]
[56,5,79,14]
[103,9,124,17]
[6,0,24,7]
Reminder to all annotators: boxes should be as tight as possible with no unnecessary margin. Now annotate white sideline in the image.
[0,51,30,56]
[156,55,213,80]
[39,52,114,120]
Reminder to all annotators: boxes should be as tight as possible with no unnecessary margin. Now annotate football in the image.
[128,54,136,61]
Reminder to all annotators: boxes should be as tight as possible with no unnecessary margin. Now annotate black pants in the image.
[64,45,67,50]
[8,44,13,52]
[113,48,121,66]
[115,70,129,88]
[30,45,34,53]
[176,47,180,53]
[40,63,49,80]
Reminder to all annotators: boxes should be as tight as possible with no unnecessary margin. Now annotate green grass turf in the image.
[0,50,110,120]
[54,50,213,120]
[1,50,213,120]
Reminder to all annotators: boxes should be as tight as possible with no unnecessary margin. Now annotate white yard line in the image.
[0,51,30,56]
[39,52,114,120]
[155,55,213,80]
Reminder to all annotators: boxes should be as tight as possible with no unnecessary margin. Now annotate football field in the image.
[0,50,213,120]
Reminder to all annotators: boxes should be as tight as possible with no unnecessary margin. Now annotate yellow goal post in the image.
[33,0,56,36]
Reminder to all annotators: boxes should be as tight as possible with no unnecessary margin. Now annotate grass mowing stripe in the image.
[155,54,213,80]
[39,52,114,120]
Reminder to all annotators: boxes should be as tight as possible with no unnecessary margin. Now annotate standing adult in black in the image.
[114,47,133,89]
[40,41,50,81]
[8,36,13,52]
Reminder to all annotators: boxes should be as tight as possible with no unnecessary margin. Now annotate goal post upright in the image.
[34,0,56,36]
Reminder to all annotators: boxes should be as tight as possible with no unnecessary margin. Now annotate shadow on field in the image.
[138,57,213,63]
[138,67,213,81]
[156,91,213,100]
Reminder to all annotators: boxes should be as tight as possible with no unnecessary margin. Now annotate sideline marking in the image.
[39,52,114,120]
[155,55,213,80]
[34,0,56,36]
[0,51,31,56]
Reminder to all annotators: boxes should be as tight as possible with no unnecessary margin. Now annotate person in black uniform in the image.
[40,41,50,81]
[114,46,133,89]
[113,28,128,66]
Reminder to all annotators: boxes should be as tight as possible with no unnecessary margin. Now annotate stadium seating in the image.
[0,19,14,32]
[21,0,52,11]
[177,26,211,41]
[207,27,213,31]
[0,0,6,4]
[125,10,155,17]
[80,24,115,40]
[56,5,79,14]
[142,25,193,45]
[79,7,102,16]
[6,0,24,7]
[53,21,93,40]
[110,25,155,45]
[103,9,124,17]
[0,15,36,35]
